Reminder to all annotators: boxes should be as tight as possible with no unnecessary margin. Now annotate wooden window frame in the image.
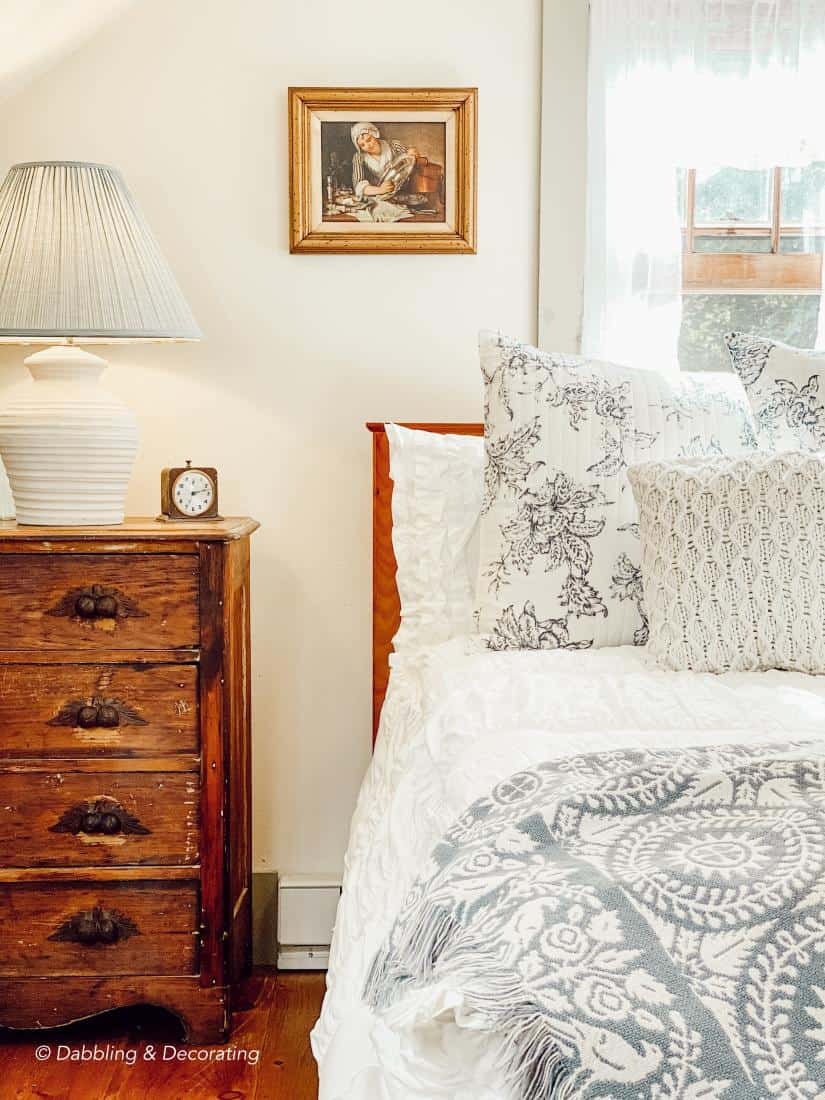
[682,166,824,294]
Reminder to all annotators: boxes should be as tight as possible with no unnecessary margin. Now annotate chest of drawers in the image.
[0,517,258,1043]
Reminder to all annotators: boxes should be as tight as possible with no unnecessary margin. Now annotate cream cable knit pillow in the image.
[628,452,825,674]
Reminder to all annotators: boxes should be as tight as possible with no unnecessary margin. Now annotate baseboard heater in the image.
[277,873,342,970]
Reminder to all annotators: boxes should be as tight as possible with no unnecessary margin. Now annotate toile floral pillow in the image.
[724,332,825,452]
[475,330,758,651]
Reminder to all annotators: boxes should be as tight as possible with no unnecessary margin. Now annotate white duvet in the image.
[311,639,825,1100]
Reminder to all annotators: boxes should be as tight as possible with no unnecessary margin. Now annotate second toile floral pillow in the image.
[724,332,825,452]
[475,331,758,651]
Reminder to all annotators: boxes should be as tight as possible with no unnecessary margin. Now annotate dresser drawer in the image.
[0,880,198,976]
[0,664,198,757]
[0,770,199,867]
[0,554,199,651]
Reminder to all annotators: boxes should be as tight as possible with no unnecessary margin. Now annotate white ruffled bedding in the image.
[310,639,825,1100]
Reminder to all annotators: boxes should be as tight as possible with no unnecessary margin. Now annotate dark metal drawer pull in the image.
[49,797,151,837]
[48,906,139,946]
[47,584,148,622]
[48,697,148,730]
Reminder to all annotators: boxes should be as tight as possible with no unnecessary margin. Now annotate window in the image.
[678,165,825,370]
[681,165,825,291]
[580,0,825,373]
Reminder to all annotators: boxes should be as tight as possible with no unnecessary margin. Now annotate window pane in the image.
[781,233,825,254]
[693,234,772,254]
[679,294,820,372]
[694,167,771,226]
[780,162,825,225]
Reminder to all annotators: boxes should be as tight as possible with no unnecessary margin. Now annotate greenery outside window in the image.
[677,165,824,371]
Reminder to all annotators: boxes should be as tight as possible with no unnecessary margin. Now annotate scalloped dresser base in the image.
[0,977,229,1045]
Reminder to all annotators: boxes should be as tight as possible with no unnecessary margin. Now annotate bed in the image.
[311,422,825,1100]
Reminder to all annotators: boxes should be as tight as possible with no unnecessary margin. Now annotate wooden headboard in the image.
[367,422,484,743]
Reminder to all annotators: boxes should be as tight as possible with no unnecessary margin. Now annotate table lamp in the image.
[0,161,200,525]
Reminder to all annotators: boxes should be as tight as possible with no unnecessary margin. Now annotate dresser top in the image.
[0,516,259,542]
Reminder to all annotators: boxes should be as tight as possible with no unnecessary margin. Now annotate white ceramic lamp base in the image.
[0,346,139,526]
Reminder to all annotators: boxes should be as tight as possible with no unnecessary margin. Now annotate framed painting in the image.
[288,87,477,254]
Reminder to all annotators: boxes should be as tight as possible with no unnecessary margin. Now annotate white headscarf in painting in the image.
[351,121,380,147]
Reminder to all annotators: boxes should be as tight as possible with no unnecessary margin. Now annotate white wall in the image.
[0,0,586,877]
[0,0,137,100]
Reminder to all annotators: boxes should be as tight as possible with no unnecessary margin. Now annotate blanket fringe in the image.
[364,902,572,1100]
[364,903,458,1008]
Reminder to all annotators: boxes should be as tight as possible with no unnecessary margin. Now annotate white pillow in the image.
[475,330,758,651]
[387,424,483,653]
[725,331,825,451]
[628,451,825,674]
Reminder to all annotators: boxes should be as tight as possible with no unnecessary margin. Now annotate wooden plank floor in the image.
[0,969,325,1100]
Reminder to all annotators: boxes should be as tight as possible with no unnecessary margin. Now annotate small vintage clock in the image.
[160,461,221,520]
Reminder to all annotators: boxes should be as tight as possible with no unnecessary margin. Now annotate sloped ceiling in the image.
[0,0,137,102]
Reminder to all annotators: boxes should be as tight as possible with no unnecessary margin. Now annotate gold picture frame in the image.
[289,87,477,254]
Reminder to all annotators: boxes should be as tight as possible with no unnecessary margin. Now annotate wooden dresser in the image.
[0,517,258,1043]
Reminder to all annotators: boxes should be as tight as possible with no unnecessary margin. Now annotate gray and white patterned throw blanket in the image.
[364,742,825,1099]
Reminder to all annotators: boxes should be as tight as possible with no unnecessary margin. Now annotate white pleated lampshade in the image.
[0,161,200,340]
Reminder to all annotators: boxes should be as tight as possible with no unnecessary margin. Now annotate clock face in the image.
[172,469,215,517]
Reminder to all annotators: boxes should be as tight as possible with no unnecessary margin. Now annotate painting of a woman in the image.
[349,122,419,200]
[289,87,477,252]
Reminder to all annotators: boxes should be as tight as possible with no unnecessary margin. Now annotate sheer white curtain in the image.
[582,0,825,371]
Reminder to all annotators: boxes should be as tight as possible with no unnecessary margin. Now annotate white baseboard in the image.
[253,871,341,970]
[277,946,331,970]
